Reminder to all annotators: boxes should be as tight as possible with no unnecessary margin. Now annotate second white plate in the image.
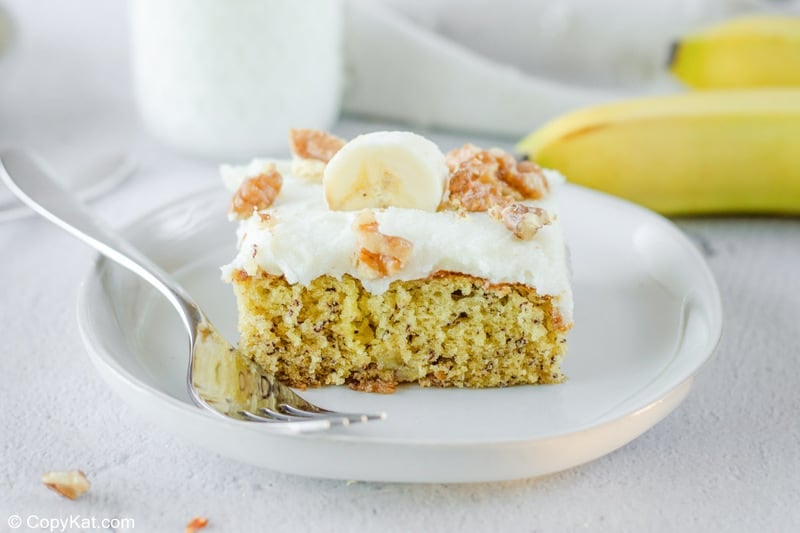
[77,185,722,483]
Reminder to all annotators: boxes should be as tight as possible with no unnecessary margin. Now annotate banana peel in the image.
[516,89,800,215]
[670,16,800,89]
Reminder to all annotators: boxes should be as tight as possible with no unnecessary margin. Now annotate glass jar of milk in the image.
[129,0,342,158]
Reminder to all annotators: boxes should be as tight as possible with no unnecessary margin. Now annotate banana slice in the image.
[323,131,448,211]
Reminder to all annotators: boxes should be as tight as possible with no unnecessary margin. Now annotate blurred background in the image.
[1,0,798,182]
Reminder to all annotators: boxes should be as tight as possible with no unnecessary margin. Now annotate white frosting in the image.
[221,160,573,322]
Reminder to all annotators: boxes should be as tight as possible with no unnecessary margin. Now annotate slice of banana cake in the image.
[220,129,573,393]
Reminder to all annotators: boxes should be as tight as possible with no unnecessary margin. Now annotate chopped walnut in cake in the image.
[349,378,398,394]
[488,202,554,240]
[352,210,413,279]
[289,128,346,180]
[229,164,283,220]
[443,144,549,212]
[42,470,90,500]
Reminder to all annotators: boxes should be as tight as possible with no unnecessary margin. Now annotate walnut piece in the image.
[42,470,90,500]
[511,160,550,198]
[443,144,549,211]
[186,517,209,533]
[289,128,346,163]
[289,128,346,180]
[229,165,283,220]
[488,202,554,240]
[352,210,413,279]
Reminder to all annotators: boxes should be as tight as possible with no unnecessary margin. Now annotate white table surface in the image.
[1,2,798,532]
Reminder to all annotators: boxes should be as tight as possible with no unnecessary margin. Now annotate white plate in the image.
[77,185,722,483]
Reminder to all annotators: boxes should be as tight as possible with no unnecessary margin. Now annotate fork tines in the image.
[240,404,386,428]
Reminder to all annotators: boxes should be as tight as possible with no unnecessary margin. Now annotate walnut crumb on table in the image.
[186,517,209,533]
[41,470,90,500]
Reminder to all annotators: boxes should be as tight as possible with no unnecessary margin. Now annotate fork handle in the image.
[0,148,203,335]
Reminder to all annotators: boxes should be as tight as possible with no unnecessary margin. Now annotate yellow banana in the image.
[670,16,800,88]
[516,89,800,215]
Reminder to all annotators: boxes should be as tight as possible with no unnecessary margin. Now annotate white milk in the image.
[129,0,343,158]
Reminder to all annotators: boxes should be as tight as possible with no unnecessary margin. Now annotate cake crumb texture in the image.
[233,271,569,392]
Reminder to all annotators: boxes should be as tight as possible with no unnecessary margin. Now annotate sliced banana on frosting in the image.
[323,131,448,211]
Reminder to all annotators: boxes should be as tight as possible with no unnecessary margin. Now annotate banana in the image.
[323,131,448,211]
[516,89,800,215]
[670,16,800,89]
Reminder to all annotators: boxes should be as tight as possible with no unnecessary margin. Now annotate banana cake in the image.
[221,129,573,393]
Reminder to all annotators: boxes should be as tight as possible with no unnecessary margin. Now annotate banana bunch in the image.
[517,16,800,215]
[517,89,800,215]
[670,16,800,89]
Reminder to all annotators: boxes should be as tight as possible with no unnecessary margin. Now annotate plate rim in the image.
[76,184,723,450]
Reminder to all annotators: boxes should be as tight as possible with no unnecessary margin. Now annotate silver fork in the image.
[0,149,386,432]
[0,152,135,223]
